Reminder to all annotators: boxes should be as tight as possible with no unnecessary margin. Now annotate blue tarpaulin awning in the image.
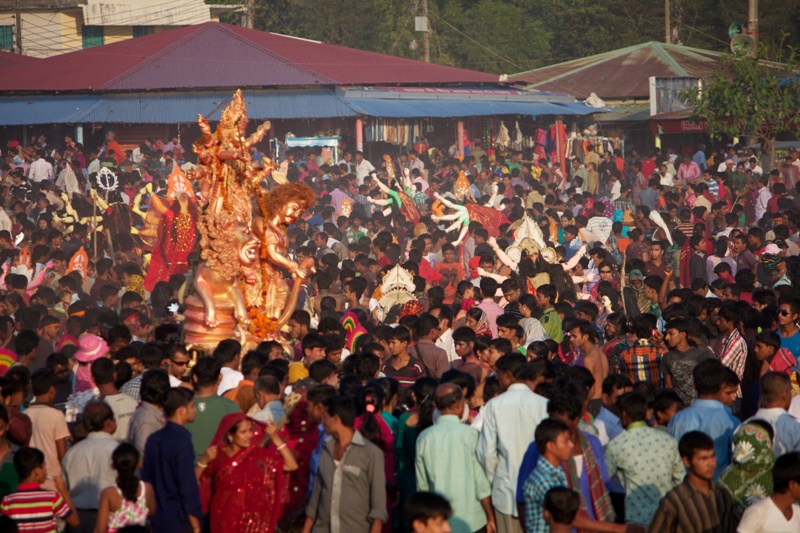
[0,96,102,125]
[0,88,599,125]
[342,97,597,117]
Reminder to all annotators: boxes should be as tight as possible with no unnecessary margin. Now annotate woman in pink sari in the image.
[201,413,299,533]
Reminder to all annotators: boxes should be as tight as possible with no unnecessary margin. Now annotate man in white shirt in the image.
[657,163,674,188]
[28,150,54,183]
[408,151,425,173]
[429,305,457,363]
[87,150,102,176]
[737,452,800,532]
[354,151,375,186]
[0,204,11,234]
[586,202,613,245]
[748,157,763,176]
[755,175,772,222]
[609,173,621,202]
[745,372,800,456]
[477,353,548,533]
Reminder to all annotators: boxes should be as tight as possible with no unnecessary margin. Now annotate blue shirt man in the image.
[693,147,707,172]
[143,390,202,533]
[668,398,740,480]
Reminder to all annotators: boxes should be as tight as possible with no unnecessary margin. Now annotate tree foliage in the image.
[209,0,800,75]
[682,47,800,145]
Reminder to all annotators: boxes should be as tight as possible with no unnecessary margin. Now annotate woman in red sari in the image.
[201,413,299,533]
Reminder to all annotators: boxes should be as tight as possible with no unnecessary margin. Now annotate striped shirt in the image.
[0,483,71,533]
[717,329,747,397]
[646,479,739,533]
[380,356,427,388]
[615,339,664,387]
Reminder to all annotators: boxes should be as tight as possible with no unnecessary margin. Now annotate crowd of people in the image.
[0,130,799,533]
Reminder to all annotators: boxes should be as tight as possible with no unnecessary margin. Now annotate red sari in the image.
[201,414,288,533]
[278,400,320,529]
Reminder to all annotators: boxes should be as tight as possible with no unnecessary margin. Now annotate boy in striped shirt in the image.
[0,447,78,533]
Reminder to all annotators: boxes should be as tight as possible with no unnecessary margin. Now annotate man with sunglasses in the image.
[166,344,192,388]
[778,299,800,363]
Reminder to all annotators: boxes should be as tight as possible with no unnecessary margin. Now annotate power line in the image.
[16,3,215,55]
[427,11,527,72]
[22,2,212,32]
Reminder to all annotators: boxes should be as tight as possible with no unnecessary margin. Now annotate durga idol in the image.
[244,183,316,338]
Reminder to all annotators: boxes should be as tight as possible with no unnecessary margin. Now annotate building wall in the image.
[0,8,220,58]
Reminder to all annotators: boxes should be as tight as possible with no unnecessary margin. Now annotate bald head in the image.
[434,383,463,413]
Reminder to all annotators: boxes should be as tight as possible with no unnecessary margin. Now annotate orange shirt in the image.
[106,140,125,165]
[223,379,255,413]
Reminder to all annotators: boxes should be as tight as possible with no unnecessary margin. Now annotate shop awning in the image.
[343,97,598,118]
[339,86,599,118]
[0,96,102,125]
[0,87,599,125]
[0,90,355,125]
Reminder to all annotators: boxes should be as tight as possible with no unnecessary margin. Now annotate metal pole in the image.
[356,117,363,152]
[664,0,671,44]
[457,120,464,158]
[421,0,430,63]
[14,0,22,54]
[748,0,758,50]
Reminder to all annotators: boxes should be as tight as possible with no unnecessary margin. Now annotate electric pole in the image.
[664,0,671,44]
[244,0,255,29]
[748,0,758,50]
[421,0,430,63]
[14,0,22,54]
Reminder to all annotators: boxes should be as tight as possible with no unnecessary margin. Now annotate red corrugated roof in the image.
[0,50,40,70]
[0,22,498,93]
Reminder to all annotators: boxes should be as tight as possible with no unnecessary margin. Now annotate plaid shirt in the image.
[717,329,747,397]
[523,458,568,533]
[615,339,663,386]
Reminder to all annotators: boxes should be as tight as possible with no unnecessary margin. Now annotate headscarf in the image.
[628,270,649,314]
[719,422,775,513]
[470,309,492,338]
[210,412,266,449]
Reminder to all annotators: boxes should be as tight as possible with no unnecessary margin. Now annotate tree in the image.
[682,46,800,172]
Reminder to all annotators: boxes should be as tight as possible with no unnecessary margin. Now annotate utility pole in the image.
[421,0,430,63]
[748,0,758,50]
[244,0,255,29]
[664,0,671,44]
[14,0,22,54]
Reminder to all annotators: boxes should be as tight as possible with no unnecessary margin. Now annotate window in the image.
[0,27,13,51]
[81,25,104,49]
[133,26,154,38]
